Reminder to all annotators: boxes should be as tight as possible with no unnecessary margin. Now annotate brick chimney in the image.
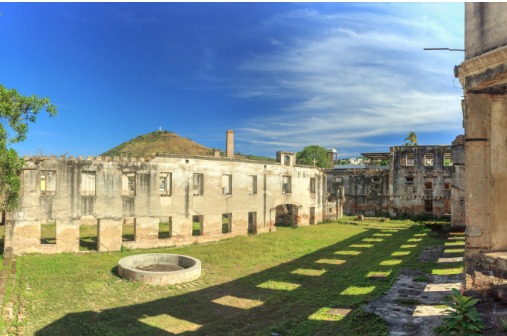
[226,130,234,158]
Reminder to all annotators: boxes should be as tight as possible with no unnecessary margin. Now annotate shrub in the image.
[435,288,484,335]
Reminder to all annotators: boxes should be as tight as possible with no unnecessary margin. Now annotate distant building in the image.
[327,142,464,221]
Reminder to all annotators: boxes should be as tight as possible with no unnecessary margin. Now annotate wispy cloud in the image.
[236,3,464,157]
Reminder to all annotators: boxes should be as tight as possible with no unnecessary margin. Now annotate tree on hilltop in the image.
[0,84,57,210]
[296,145,331,168]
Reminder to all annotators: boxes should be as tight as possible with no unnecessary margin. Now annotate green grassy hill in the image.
[101,130,214,157]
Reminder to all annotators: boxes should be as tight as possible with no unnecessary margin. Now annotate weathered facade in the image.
[327,144,463,220]
[327,168,389,216]
[389,145,454,218]
[457,3,507,289]
[5,149,328,255]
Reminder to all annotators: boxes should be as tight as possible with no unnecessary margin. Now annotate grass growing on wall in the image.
[11,217,458,336]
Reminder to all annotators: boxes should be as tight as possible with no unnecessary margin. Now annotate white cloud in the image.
[235,3,464,157]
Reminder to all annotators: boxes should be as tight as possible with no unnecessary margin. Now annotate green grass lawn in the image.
[12,217,458,336]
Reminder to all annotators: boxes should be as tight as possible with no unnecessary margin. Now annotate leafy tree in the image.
[0,84,57,210]
[404,131,418,146]
[296,145,331,168]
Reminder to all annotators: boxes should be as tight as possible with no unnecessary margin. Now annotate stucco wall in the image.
[8,154,327,255]
[465,3,507,59]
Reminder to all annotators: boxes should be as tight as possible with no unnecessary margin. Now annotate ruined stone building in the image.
[327,142,465,222]
[457,3,507,288]
[4,132,331,255]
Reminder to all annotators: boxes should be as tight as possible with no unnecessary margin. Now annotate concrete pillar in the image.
[98,219,122,252]
[56,220,79,253]
[490,96,507,250]
[226,130,234,159]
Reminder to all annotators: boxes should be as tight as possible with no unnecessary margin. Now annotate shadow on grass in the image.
[34,226,432,336]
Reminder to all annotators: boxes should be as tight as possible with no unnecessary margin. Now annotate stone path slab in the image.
[364,231,464,336]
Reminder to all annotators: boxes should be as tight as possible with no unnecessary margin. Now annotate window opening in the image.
[444,153,453,166]
[222,174,232,194]
[310,178,316,193]
[122,173,136,196]
[158,217,172,239]
[444,182,451,190]
[159,173,172,195]
[41,221,56,244]
[248,212,257,234]
[122,217,135,242]
[284,155,291,166]
[40,171,56,193]
[310,207,316,224]
[193,173,204,196]
[405,176,414,184]
[424,153,434,166]
[249,175,258,194]
[425,200,433,213]
[222,213,232,234]
[192,215,203,236]
[405,153,415,166]
[425,182,433,190]
[80,171,96,196]
[282,175,292,194]
[79,217,98,251]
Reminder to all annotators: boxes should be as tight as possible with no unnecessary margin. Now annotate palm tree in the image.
[404,131,418,146]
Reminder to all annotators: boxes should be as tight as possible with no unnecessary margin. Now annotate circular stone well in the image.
[118,253,201,286]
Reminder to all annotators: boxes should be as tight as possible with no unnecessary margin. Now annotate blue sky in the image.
[0,2,464,159]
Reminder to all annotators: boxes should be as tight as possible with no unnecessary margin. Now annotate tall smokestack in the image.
[226,130,234,158]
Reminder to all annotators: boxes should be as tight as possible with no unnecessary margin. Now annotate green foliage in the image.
[403,131,418,146]
[0,84,57,211]
[435,288,485,336]
[296,145,331,168]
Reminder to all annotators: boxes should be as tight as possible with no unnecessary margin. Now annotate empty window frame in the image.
[424,153,434,166]
[249,175,258,194]
[40,171,57,192]
[310,178,316,193]
[159,173,172,195]
[283,155,291,166]
[222,213,232,234]
[424,200,433,213]
[444,182,451,190]
[192,215,203,236]
[41,221,56,244]
[405,153,415,166]
[444,153,453,166]
[122,173,136,196]
[405,176,414,184]
[122,217,135,241]
[222,174,232,194]
[80,171,96,196]
[193,173,204,196]
[372,177,381,183]
[424,181,433,190]
[248,212,257,234]
[158,217,172,239]
[282,175,292,194]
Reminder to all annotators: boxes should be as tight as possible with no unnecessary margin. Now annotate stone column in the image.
[98,219,122,252]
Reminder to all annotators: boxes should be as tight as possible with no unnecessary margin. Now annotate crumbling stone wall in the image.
[327,169,389,216]
[457,2,507,289]
[389,146,453,218]
[451,135,465,227]
[6,152,328,255]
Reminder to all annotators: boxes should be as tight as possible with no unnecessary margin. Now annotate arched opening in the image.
[275,204,299,227]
